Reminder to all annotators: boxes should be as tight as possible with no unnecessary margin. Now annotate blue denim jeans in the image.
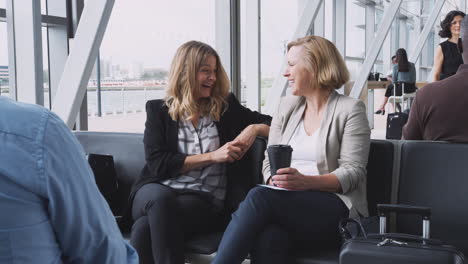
[213,187,349,264]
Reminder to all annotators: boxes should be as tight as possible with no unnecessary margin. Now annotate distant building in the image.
[129,62,144,79]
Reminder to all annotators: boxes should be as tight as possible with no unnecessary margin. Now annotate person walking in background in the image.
[0,97,138,264]
[403,16,468,142]
[375,48,416,114]
[128,40,271,264]
[212,35,371,264]
[433,10,465,81]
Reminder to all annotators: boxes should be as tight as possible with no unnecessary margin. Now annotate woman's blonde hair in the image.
[165,41,230,121]
[287,35,349,90]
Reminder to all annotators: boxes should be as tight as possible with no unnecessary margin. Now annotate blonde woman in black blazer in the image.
[128,41,271,264]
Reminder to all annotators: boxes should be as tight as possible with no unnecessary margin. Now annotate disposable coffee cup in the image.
[267,144,293,176]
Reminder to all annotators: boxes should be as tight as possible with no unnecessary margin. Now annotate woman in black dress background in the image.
[433,10,465,81]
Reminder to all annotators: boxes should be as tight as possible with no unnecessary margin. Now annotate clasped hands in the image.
[210,125,257,163]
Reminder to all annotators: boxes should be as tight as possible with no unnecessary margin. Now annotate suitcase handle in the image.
[368,233,442,245]
[377,204,431,240]
[377,204,431,218]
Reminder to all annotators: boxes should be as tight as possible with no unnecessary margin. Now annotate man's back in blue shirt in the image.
[0,96,138,263]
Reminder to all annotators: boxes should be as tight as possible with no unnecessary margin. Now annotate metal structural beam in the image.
[230,0,241,99]
[349,0,403,99]
[7,0,44,105]
[71,0,88,131]
[264,0,323,114]
[0,9,67,25]
[5,1,16,100]
[52,0,114,128]
[365,4,376,127]
[47,0,69,107]
[409,0,445,63]
[245,0,261,111]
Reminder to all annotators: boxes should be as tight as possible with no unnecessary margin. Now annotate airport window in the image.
[258,0,299,112]
[41,0,47,14]
[87,0,217,133]
[374,8,385,74]
[0,22,8,97]
[346,0,365,59]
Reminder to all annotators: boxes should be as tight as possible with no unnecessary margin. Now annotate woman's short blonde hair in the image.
[287,35,349,90]
[165,41,230,121]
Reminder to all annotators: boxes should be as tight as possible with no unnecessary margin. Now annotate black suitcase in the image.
[339,204,465,264]
[386,112,408,139]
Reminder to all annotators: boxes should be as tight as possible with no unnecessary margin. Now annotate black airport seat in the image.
[74,131,266,260]
[397,141,468,256]
[74,132,395,263]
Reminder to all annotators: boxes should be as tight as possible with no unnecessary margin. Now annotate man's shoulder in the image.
[0,97,50,140]
[419,74,467,97]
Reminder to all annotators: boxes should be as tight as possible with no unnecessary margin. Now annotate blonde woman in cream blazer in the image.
[213,36,371,264]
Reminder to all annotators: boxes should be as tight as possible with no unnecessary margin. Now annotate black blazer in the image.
[129,93,271,213]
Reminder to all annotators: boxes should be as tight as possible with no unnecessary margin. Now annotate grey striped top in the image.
[162,115,226,208]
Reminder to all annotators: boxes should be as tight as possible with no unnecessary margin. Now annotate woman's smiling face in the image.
[283,45,313,96]
[194,55,217,101]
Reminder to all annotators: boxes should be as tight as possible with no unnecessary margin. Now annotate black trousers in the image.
[385,83,417,97]
[212,187,349,264]
[131,183,228,264]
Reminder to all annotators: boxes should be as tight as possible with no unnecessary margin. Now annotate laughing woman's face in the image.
[194,55,217,101]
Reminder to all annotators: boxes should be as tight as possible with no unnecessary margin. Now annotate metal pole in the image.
[379,215,387,234]
[422,218,430,239]
[230,0,241,99]
[96,50,102,117]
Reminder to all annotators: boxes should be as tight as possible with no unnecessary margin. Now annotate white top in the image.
[288,120,320,176]
[288,119,352,209]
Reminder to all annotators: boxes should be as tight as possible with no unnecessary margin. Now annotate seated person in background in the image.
[403,16,468,143]
[375,48,416,114]
[0,97,138,263]
[212,35,371,264]
[128,40,271,264]
[432,10,465,81]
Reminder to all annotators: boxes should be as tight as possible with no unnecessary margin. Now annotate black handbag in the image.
[339,204,466,264]
[87,153,120,214]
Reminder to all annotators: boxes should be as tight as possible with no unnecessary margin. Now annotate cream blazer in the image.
[262,91,371,218]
